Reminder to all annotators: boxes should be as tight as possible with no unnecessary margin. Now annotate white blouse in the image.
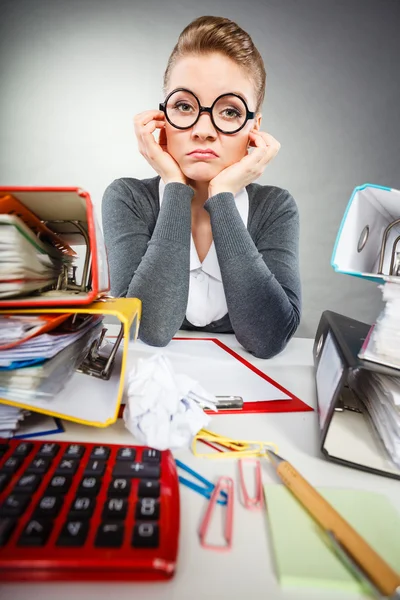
[158,179,249,327]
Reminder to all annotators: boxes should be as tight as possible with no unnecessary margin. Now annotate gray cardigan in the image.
[102,175,301,358]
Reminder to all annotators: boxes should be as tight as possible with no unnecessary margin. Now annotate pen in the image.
[266,449,400,599]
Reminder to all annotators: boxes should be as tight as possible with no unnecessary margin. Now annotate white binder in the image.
[331,183,400,283]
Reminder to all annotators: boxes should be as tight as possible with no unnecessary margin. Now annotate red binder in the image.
[0,186,110,307]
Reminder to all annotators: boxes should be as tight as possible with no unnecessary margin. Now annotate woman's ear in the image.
[253,113,262,131]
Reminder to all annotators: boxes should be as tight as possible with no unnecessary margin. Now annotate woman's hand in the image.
[208,130,281,197]
[133,110,187,185]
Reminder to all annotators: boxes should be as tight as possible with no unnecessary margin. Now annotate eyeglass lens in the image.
[165,90,247,132]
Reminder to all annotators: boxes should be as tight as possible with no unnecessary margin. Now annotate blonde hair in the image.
[163,16,266,113]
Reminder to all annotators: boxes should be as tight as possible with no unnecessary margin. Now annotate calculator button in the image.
[0,473,11,493]
[132,522,159,548]
[84,459,106,476]
[78,476,101,496]
[112,462,160,479]
[36,443,59,458]
[135,498,160,520]
[57,520,89,547]
[14,473,41,494]
[2,456,23,473]
[90,446,110,460]
[108,478,131,497]
[0,494,30,517]
[69,496,95,519]
[64,444,85,458]
[34,495,63,518]
[0,443,9,458]
[0,517,16,546]
[12,442,33,457]
[116,447,136,461]
[142,449,161,463]
[95,522,124,547]
[102,498,127,520]
[47,475,72,494]
[56,458,79,475]
[26,457,51,474]
[18,518,53,546]
[138,480,160,498]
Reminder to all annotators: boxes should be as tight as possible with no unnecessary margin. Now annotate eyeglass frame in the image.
[159,87,256,135]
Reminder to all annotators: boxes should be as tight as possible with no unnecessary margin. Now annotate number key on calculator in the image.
[0,439,180,581]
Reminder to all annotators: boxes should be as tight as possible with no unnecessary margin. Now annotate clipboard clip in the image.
[77,323,124,380]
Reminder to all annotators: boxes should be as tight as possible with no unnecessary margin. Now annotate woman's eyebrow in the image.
[171,88,250,105]
[230,91,249,104]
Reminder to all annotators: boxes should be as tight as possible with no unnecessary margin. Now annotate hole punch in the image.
[357,225,369,253]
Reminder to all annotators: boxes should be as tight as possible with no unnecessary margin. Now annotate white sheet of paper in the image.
[126,339,291,403]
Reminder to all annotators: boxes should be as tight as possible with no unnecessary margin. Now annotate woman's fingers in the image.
[134,111,165,141]
[133,110,186,184]
[158,126,168,149]
[134,109,165,127]
[248,131,280,166]
[134,110,167,160]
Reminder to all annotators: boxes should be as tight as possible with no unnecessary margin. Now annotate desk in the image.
[2,333,400,600]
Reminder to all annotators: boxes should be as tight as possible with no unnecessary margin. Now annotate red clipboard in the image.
[118,336,313,416]
[174,337,312,414]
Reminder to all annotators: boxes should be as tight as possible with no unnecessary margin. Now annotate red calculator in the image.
[0,438,180,581]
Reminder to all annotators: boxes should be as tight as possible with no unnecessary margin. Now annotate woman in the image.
[102,15,301,359]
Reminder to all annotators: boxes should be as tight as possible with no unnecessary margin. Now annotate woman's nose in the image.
[190,111,217,140]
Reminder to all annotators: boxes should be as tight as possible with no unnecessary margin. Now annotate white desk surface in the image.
[2,333,399,600]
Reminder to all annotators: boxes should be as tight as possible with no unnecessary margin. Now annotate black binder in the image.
[313,310,400,480]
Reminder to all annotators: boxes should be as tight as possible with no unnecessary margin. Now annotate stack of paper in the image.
[0,314,103,403]
[0,403,29,438]
[0,313,71,349]
[0,214,73,298]
[359,282,400,370]
[349,369,400,468]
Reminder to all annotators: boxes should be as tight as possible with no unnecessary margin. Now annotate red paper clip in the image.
[238,458,263,510]
[199,476,234,551]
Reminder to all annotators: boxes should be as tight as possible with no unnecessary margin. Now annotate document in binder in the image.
[0,298,141,427]
[331,183,400,283]
[0,187,110,307]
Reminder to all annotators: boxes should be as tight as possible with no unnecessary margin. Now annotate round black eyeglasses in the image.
[159,88,255,134]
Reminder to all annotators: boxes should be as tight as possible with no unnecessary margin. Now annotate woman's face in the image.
[164,53,262,182]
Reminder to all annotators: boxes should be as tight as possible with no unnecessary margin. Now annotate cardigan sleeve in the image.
[102,178,194,346]
[204,187,301,358]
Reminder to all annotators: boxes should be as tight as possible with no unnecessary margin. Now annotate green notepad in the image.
[264,485,400,594]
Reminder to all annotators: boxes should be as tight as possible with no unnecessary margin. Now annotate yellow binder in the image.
[0,297,141,427]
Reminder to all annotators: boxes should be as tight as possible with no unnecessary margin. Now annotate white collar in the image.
[158,178,249,281]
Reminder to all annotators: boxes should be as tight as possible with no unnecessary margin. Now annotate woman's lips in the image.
[187,151,218,159]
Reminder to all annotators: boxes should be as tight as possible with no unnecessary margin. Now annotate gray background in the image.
[1,0,399,338]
